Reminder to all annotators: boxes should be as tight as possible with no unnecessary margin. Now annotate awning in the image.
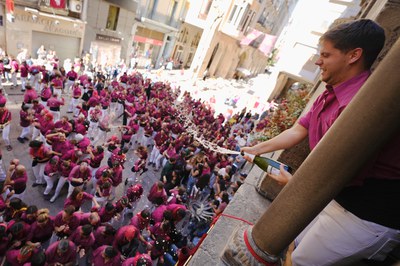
[133,35,163,46]
[241,29,277,56]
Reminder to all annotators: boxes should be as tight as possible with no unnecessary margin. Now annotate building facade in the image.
[0,0,86,64]
[183,0,297,79]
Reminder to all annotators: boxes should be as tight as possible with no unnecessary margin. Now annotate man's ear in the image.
[349,48,363,64]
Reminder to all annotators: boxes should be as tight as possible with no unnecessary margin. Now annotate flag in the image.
[258,34,277,56]
[50,0,66,9]
[6,0,14,15]
[240,29,263,46]
[241,29,277,56]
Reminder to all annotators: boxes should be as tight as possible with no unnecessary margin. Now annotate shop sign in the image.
[13,12,83,37]
[96,34,121,44]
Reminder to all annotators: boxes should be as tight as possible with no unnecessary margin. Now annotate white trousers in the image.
[292,200,400,266]
[1,124,11,145]
[32,162,46,184]
[20,77,27,91]
[19,126,31,139]
[44,173,59,195]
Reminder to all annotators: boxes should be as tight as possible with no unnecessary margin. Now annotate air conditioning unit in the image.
[69,0,82,13]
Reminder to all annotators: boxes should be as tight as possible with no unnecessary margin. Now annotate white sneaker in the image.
[50,196,57,203]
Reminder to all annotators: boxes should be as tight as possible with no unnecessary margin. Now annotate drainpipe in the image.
[223,37,400,263]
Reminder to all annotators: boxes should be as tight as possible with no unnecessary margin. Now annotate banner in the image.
[241,29,277,56]
[240,29,263,46]
[6,0,14,14]
[50,0,66,9]
[258,34,277,56]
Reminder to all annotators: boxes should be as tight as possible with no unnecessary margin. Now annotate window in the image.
[106,5,120,31]
[149,0,159,19]
[228,5,237,23]
[199,0,213,19]
[168,0,178,25]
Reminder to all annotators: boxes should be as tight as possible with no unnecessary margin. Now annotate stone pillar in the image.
[223,37,400,264]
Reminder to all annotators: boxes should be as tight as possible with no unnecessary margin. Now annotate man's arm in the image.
[242,123,308,156]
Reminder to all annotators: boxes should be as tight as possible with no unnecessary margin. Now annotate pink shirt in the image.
[92,245,121,266]
[23,89,38,103]
[69,226,95,249]
[68,165,91,184]
[299,71,370,150]
[64,192,93,209]
[45,240,77,265]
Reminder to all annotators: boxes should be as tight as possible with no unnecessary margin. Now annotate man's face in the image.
[315,40,354,87]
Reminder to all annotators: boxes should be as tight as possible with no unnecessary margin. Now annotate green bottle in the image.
[242,152,292,173]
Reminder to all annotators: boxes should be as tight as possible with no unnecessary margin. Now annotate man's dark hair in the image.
[81,224,93,236]
[30,250,46,266]
[320,19,385,69]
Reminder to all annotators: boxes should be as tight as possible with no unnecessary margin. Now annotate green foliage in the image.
[250,87,311,145]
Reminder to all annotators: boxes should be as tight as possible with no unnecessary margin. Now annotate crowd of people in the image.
[0,47,259,266]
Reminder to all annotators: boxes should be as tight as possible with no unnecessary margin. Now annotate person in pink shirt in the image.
[39,83,52,106]
[67,161,91,198]
[29,140,54,187]
[64,187,99,211]
[5,244,39,266]
[46,132,73,156]
[50,159,76,203]
[45,239,77,266]
[113,225,149,257]
[88,104,102,140]
[65,65,78,95]
[67,82,82,116]
[126,146,148,186]
[147,181,167,206]
[28,64,41,92]
[73,114,89,136]
[126,183,143,207]
[5,163,28,201]
[46,93,64,122]
[43,155,60,196]
[17,103,32,144]
[94,179,112,207]
[0,99,13,151]
[130,209,151,232]
[26,208,55,248]
[54,205,80,238]
[54,116,73,136]
[0,60,4,89]
[50,73,64,94]
[92,245,121,266]
[19,60,29,91]
[36,111,54,141]
[74,133,91,154]
[10,58,19,88]
[69,224,95,263]
[23,85,38,106]
[97,202,117,223]
[87,144,104,180]
[92,224,116,250]
[122,252,152,266]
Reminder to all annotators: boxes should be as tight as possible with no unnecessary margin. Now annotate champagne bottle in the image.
[242,152,292,173]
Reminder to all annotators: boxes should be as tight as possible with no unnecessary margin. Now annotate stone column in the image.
[223,37,400,264]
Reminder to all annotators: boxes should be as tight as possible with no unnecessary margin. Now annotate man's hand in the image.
[240,147,256,162]
[269,165,293,185]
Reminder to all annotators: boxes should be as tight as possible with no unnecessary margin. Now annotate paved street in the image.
[1,80,159,217]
